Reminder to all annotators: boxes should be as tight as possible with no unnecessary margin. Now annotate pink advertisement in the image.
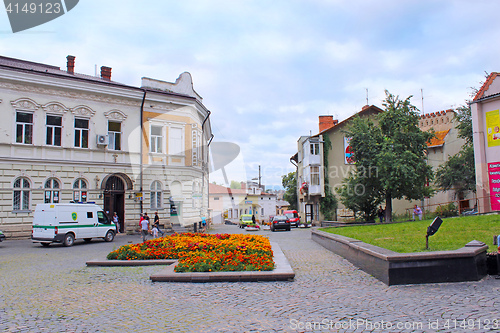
[489,162,500,211]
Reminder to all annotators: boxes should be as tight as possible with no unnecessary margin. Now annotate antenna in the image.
[366,88,369,105]
[421,88,424,115]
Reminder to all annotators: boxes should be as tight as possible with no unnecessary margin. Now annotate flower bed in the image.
[106,233,275,272]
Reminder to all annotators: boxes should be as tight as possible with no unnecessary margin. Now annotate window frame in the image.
[73,178,88,202]
[108,120,121,151]
[150,125,163,154]
[150,180,163,209]
[44,178,61,204]
[15,111,34,145]
[13,177,31,212]
[46,114,62,147]
[74,117,89,148]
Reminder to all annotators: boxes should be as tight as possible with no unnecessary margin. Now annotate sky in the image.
[1,0,499,189]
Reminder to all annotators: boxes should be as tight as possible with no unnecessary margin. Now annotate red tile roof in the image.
[473,72,499,101]
[427,129,450,148]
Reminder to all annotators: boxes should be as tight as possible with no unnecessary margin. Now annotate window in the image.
[13,177,30,211]
[73,178,88,202]
[87,212,93,218]
[169,127,184,155]
[214,197,220,200]
[310,142,319,155]
[150,126,163,153]
[74,118,89,148]
[44,178,60,203]
[16,112,33,144]
[108,121,121,150]
[46,115,62,146]
[311,166,320,186]
[150,181,162,209]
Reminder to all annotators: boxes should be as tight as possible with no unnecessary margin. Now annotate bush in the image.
[435,203,458,218]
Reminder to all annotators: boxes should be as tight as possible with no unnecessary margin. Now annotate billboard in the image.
[488,162,500,211]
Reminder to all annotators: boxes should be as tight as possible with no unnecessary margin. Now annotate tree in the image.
[435,104,475,194]
[337,171,382,221]
[282,172,298,210]
[230,180,242,189]
[343,91,434,223]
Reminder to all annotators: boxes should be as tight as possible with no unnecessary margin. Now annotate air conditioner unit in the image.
[96,134,109,146]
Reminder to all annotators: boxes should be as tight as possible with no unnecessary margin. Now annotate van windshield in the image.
[241,216,252,221]
[285,212,298,219]
[97,211,110,224]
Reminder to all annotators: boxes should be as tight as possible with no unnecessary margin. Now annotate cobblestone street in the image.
[1,224,499,332]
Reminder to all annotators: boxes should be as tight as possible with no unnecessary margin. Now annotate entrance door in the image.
[305,204,313,223]
[103,175,125,233]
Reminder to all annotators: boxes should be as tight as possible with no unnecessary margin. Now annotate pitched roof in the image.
[208,183,246,195]
[473,72,499,102]
[318,105,383,136]
[427,129,450,148]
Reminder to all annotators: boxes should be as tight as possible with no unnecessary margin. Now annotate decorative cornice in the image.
[104,109,128,121]
[0,81,142,108]
[71,105,95,118]
[42,101,69,114]
[10,97,41,110]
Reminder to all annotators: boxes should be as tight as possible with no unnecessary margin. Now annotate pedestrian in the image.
[377,206,385,223]
[412,205,423,221]
[144,212,149,222]
[154,211,164,236]
[140,214,150,242]
[112,212,120,233]
[201,216,207,233]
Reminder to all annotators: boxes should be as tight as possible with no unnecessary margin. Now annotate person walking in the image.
[377,206,385,223]
[140,214,150,242]
[201,216,207,233]
[154,211,164,237]
[112,212,121,233]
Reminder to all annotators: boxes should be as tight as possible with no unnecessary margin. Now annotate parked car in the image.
[270,215,291,232]
[239,214,254,228]
[284,210,301,228]
[0,230,5,242]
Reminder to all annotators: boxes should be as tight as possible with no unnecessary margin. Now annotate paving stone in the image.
[1,227,499,332]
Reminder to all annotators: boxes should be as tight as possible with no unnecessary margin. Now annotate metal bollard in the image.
[193,222,197,233]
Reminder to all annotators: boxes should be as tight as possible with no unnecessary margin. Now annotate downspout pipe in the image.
[201,110,212,219]
[140,89,147,214]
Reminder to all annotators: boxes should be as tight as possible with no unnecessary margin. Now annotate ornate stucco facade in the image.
[0,55,212,238]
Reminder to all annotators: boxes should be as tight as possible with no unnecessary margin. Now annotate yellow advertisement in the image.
[486,109,500,147]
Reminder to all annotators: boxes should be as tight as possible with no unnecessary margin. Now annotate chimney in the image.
[66,55,75,74]
[100,66,112,80]
[319,115,338,132]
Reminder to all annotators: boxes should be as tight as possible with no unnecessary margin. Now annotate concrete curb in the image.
[86,242,295,283]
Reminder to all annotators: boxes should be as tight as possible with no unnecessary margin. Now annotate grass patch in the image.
[321,214,500,253]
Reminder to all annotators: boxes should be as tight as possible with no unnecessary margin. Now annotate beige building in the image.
[0,55,212,238]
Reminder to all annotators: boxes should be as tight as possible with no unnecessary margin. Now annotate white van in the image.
[32,203,116,247]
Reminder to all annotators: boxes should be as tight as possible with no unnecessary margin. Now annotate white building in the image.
[0,55,212,238]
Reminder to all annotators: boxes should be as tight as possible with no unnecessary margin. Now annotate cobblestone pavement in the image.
[1,225,500,333]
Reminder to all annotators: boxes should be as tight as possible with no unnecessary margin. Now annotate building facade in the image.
[471,72,500,213]
[0,55,212,238]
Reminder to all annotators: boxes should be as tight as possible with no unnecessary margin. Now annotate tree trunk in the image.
[385,192,392,223]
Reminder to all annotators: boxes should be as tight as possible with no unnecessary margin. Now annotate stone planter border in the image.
[312,229,488,285]
[86,242,295,283]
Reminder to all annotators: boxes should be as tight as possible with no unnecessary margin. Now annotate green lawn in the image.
[321,214,500,253]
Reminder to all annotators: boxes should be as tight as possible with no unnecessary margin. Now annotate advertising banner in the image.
[486,110,500,147]
[488,162,500,211]
[344,136,354,164]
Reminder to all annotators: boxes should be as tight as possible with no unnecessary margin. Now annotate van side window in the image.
[97,211,109,224]
[87,212,93,218]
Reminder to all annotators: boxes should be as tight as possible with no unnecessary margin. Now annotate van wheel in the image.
[104,230,115,242]
[63,234,75,247]
[41,242,50,247]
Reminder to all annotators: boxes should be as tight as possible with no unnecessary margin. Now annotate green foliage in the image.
[321,214,499,253]
[336,172,381,221]
[435,203,458,218]
[435,145,476,193]
[435,104,475,194]
[341,91,434,222]
[230,180,242,189]
[282,171,297,210]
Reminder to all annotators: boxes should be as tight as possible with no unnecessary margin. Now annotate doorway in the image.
[103,175,125,233]
[305,204,313,223]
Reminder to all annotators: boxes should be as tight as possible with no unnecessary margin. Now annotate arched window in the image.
[44,178,60,203]
[150,181,162,209]
[73,178,88,202]
[13,177,30,211]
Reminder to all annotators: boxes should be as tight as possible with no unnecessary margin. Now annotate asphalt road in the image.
[1,224,499,332]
